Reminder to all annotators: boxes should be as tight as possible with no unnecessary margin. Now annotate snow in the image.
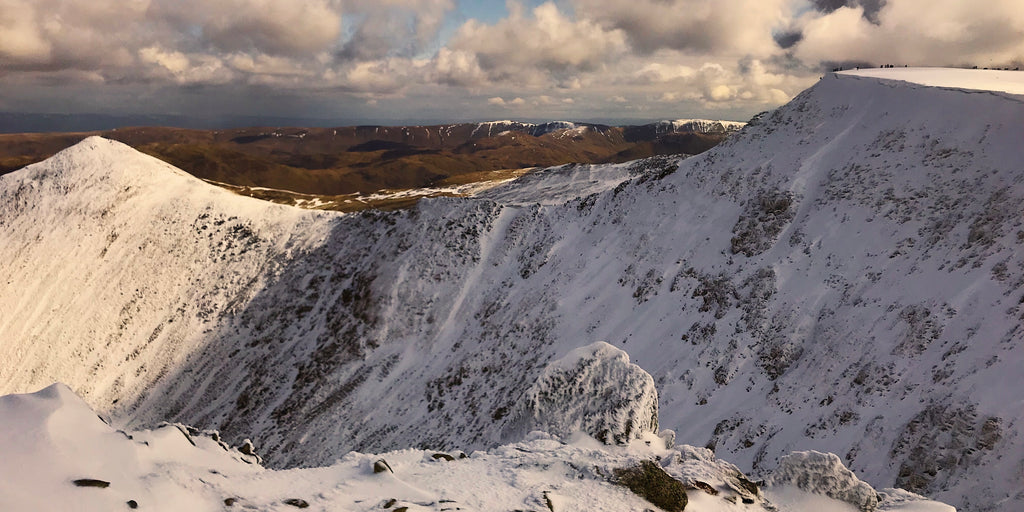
[0,383,262,511]
[838,67,1024,96]
[659,119,747,134]
[767,451,879,511]
[2,69,1023,511]
[471,120,536,137]
[509,341,659,445]
[0,384,951,512]
[477,160,636,205]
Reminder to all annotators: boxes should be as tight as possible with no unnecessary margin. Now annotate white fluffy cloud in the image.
[794,0,1024,67]
[430,47,487,87]
[0,0,1021,121]
[448,2,628,84]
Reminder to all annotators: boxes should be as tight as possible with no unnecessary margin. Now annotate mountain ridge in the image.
[1,72,1022,511]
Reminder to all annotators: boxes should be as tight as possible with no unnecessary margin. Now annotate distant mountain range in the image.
[0,119,743,203]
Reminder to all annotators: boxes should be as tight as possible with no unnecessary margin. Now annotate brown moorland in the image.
[0,121,740,209]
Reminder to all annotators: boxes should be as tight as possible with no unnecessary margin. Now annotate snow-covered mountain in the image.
[653,119,746,135]
[1,69,1022,511]
[469,118,743,139]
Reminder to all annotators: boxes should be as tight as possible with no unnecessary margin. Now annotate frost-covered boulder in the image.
[768,451,879,512]
[510,342,658,444]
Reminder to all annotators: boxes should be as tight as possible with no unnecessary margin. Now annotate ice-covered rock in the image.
[509,342,658,445]
[768,451,879,511]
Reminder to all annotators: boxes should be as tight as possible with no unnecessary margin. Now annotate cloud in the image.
[169,0,343,57]
[632,62,696,84]
[0,0,146,70]
[570,0,791,57]
[487,96,526,107]
[430,47,487,86]
[0,0,451,78]
[338,0,454,60]
[321,58,415,95]
[0,0,52,64]
[1,0,1022,123]
[809,0,886,23]
[448,2,627,84]
[793,0,1024,68]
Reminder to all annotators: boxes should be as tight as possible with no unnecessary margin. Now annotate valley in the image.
[0,120,741,211]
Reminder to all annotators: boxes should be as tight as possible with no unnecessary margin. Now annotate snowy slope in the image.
[0,383,953,511]
[0,137,333,422]
[2,70,1023,511]
[839,67,1024,95]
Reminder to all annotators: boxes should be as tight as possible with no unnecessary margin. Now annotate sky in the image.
[0,0,1022,126]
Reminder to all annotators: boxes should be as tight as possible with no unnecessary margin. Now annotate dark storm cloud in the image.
[773,30,803,49]
[810,0,886,22]
[337,0,453,61]
[568,0,788,55]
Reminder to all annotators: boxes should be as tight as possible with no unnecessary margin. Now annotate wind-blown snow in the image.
[1,69,1022,511]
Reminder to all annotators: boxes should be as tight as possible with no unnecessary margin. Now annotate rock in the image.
[613,460,688,512]
[282,498,309,508]
[373,459,394,474]
[687,481,718,496]
[126,500,138,509]
[659,429,676,449]
[542,490,555,511]
[238,439,256,456]
[722,469,760,503]
[235,438,263,465]
[512,342,659,445]
[72,478,110,488]
[768,451,878,512]
[432,452,455,461]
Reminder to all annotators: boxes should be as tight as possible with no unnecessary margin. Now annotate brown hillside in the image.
[0,121,738,199]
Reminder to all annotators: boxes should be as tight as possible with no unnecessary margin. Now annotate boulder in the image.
[768,451,878,512]
[512,342,658,445]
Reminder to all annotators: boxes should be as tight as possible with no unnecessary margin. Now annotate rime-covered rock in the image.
[510,342,658,444]
[768,451,879,512]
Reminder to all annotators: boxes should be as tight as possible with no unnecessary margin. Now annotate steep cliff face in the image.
[1,72,1022,510]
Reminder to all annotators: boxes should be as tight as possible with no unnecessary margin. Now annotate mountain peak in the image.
[13,135,194,189]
